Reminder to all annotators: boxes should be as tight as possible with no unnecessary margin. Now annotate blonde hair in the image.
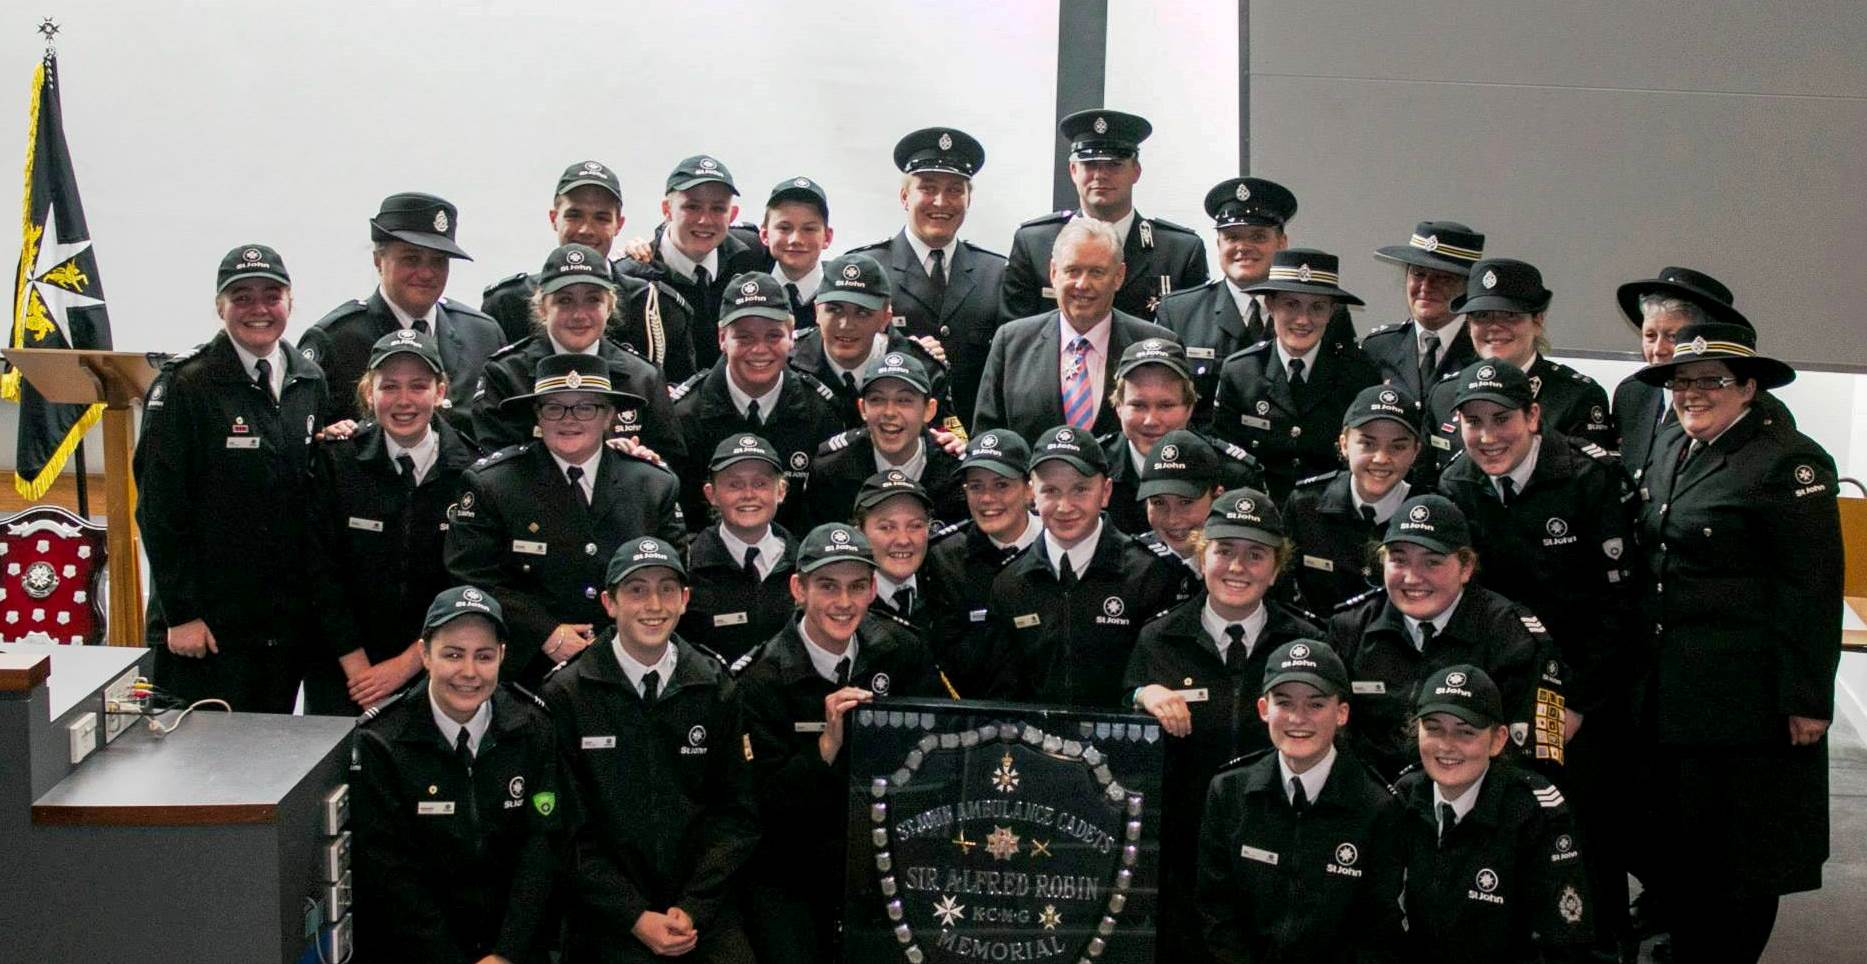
[355,366,449,417]
[1191,530,1294,575]
[528,284,620,336]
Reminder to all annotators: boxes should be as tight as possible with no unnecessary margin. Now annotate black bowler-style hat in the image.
[1342,384,1422,436]
[605,537,688,587]
[1450,360,1535,412]
[893,127,986,179]
[422,585,507,639]
[537,243,618,294]
[708,433,785,474]
[1059,109,1152,161]
[818,253,893,310]
[1203,177,1298,229]
[1261,639,1350,697]
[1614,266,1752,332]
[1243,249,1364,306]
[1449,258,1550,315]
[216,243,290,293]
[1114,337,1193,382]
[556,160,622,202]
[766,176,829,219]
[1383,494,1471,554]
[499,353,645,412]
[1633,321,1796,391]
[370,192,471,260]
[1373,220,1485,276]
[1202,488,1285,545]
[1136,430,1223,501]
[960,429,1032,480]
[367,328,443,374]
[1029,425,1109,477]
[666,154,738,194]
[1415,664,1505,728]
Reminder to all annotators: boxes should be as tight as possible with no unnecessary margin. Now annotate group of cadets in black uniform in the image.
[130,104,1842,963]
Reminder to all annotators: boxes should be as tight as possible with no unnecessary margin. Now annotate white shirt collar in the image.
[1433,765,1490,826]
[1043,519,1103,579]
[987,514,1042,552]
[717,524,785,581]
[1350,479,1410,524]
[1417,317,1463,352]
[1200,599,1268,661]
[776,260,824,302]
[549,449,602,500]
[1273,338,1323,377]
[903,229,958,279]
[797,618,859,684]
[1058,312,1113,354]
[876,436,928,478]
[1223,282,1261,325]
[1126,440,1150,475]
[610,637,677,699]
[386,428,439,485]
[1103,208,1138,246]
[659,233,719,283]
[825,332,888,383]
[1280,745,1337,806]
[428,688,492,756]
[228,339,284,396]
[1490,434,1541,500]
[379,286,439,332]
[876,572,919,606]
[726,371,786,420]
[1404,590,1462,650]
[548,332,602,356]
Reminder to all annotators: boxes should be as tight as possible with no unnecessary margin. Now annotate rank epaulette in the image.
[1019,210,1072,228]
[356,683,417,724]
[1578,442,1610,461]
[1146,216,1198,237]
[1335,586,1386,613]
[826,429,857,453]
[686,640,731,670]
[728,644,764,676]
[440,298,496,323]
[1294,469,1341,487]
[1216,439,1254,462]
[959,239,1006,260]
[845,238,889,252]
[506,680,549,711]
[929,519,968,542]
[669,371,705,402]
[1216,746,1276,774]
[483,271,532,297]
[1364,321,1403,337]
[1143,538,1176,559]
[1518,613,1548,635]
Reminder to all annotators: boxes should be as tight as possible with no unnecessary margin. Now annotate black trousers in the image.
[151,641,306,714]
[743,880,839,964]
[1665,892,1778,964]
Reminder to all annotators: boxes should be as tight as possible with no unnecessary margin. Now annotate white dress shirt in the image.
[1200,599,1269,663]
[429,690,492,757]
[659,233,720,284]
[1281,745,1337,806]
[229,340,285,398]
[380,286,440,333]
[550,449,601,502]
[718,524,785,581]
[1043,519,1102,579]
[798,618,859,684]
[612,638,678,699]
[386,428,439,485]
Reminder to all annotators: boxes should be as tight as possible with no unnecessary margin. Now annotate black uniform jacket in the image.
[735,616,943,890]
[351,685,564,964]
[1099,429,1264,535]
[1281,470,1393,616]
[464,334,684,463]
[999,209,1208,323]
[1198,749,1407,964]
[1153,281,1261,423]
[1437,430,1636,717]
[307,418,477,663]
[973,308,1177,443]
[845,230,1008,427]
[806,427,966,532]
[1328,587,1565,782]
[443,443,685,682]
[1361,317,1478,401]
[300,291,503,422]
[1395,763,1594,963]
[972,521,1189,708]
[135,333,329,646]
[787,326,957,432]
[922,518,1034,694]
[542,634,758,947]
[1422,355,1612,475]
[669,364,844,535]
[612,224,771,372]
[481,266,698,384]
[678,523,799,669]
[1211,339,1381,501]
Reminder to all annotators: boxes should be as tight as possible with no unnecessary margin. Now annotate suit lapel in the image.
[528,446,592,532]
[1397,326,1425,397]
[888,232,940,317]
[940,242,980,323]
[588,451,624,522]
[1266,351,1298,415]
[1034,314,1064,420]
[1213,287,1245,341]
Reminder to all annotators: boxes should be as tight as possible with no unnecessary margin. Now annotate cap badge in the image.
[789,452,809,470]
[698,157,718,171]
[688,725,707,746]
[790,177,811,189]
[242,248,261,262]
[1235,183,1251,201]
[1546,518,1569,537]
[938,132,954,151]
[395,329,417,343]
[1055,428,1075,444]
[884,353,905,367]
[739,435,757,447]
[1409,504,1431,523]
[1421,235,1440,252]
[1289,643,1310,659]
[1476,868,1498,893]
[1379,390,1399,405]
[566,249,586,265]
[1689,336,1707,354]
[1335,843,1358,866]
[584,161,604,173]
[740,280,760,296]
[830,528,852,545]
[1481,269,1498,289]
[638,539,658,553]
[1296,264,1313,283]
[1477,365,1497,380]
[1255,400,1270,416]
[1796,465,1816,485]
[1446,671,1469,687]
[433,209,450,233]
[565,370,584,389]
[1092,116,1108,134]
[463,588,484,604]
[1236,497,1255,515]
[1102,596,1124,617]
[978,433,999,450]
[841,263,862,280]
[1159,444,1179,461]
[887,470,908,483]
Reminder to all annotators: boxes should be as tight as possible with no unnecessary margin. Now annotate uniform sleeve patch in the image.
[1519,614,1547,634]
[1533,785,1566,809]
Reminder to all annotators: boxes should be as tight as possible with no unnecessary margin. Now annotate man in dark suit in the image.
[999,109,1206,324]
[974,217,1176,442]
[846,128,1007,428]
[300,192,504,424]
[1360,220,1485,400]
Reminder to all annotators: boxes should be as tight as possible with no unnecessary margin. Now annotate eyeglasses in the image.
[1662,376,1738,393]
[537,401,605,422]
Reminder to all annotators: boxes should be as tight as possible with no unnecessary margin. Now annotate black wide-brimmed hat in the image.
[499,353,645,412]
[1449,258,1550,315]
[1242,248,1363,306]
[1633,321,1796,391]
[1614,266,1751,332]
[1372,220,1484,276]
[369,192,471,260]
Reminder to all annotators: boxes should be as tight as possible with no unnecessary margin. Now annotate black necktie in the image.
[454,727,473,772]
[1496,476,1516,506]
[395,453,417,488]
[745,398,762,426]
[1678,438,1702,471]
[641,669,660,706]
[1438,802,1458,842]
[842,371,858,395]
[1287,358,1308,405]
[785,282,802,312]
[694,265,717,323]
[565,465,588,504]
[1358,505,1377,525]
[893,585,915,615]
[742,545,760,575]
[1290,777,1310,813]
[834,656,851,687]
[1244,298,1266,345]
[1418,332,1440,391]
[412,318,431,336]
[928,249,948,311]
[253,358,276,404]
[1057,552,1077,590]
[1223,624,1246,671]
[1417,621,1438,651]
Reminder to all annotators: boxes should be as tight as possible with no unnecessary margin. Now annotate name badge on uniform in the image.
[1174,687,1210,703]
[1239,415,1271,430]
[794,721,827,734]
[1430,436,1452,451]
[1186,347,1216,360]
[1241,845,1279,865]
[348,517,384,533]
[512,540,547,556]
[581,735,616,749]
[416,801,455,816]
[1013,613,1042,629]
[1302,555,1335,572]
[969,608,989,623]
[1351,681,1386,695]
[713,612,749,627]
[1041,286,1057,299]
[225,436,260,449]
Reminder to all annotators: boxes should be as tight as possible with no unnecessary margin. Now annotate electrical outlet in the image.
[66,712,98,765]
[323,831,351,883]
[322,784,349,835]
[326,870,352,921]
[101,668,140,742]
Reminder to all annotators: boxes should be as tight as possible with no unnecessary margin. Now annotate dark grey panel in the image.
[1249,73,1867,368]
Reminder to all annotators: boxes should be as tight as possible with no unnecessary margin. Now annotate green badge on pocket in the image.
[532,791,556,816]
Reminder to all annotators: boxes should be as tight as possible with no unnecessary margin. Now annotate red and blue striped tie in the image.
[1062,336,1095,430]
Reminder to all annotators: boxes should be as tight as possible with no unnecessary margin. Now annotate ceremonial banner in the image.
[6,44,113,500]
[845,699,1164,963]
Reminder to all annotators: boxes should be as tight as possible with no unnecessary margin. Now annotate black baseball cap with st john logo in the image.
[216,243,290,293]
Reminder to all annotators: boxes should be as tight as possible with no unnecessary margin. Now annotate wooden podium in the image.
[2,348,159,645]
